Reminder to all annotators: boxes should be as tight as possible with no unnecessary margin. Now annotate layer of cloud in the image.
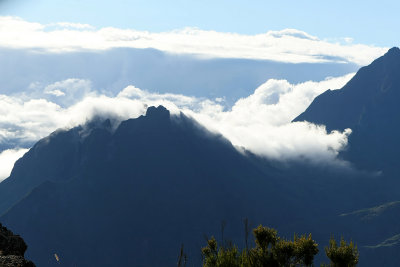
[0,73,355,181]
[0,89,146,147]
[0,148,29,181]
[171,74,354,163]
[49,22,95,30]
[0,16,387,65]
[42,78,94,106]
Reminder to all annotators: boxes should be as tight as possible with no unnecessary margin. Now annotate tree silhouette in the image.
[325,236,359,267]
[201,224,319,267]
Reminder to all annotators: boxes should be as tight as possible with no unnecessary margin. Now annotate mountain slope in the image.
[294,47,400,131]
[0,127,83,216]
[334,200,400,267]
[294,47,400,174]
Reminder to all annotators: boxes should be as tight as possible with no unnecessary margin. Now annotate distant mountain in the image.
[294,47,400,175]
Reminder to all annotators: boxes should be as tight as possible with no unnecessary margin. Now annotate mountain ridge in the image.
[0,106,292,266]
[293,47,400,174]
[294,46,400,131]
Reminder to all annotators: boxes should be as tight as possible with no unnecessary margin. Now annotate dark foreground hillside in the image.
[0,223,35,267]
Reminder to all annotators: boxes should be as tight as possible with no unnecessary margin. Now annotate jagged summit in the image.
[0,105,172,217]
[145,105,170,119]
[369,46,400,72]
[386,46,400,55]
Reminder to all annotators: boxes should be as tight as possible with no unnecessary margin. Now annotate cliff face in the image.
[0,223,35,267]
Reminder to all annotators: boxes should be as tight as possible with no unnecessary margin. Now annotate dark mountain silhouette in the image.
[292,47,400,266]
[294,47,400,131]
[0,106,289,266]
[0,104,396,266]
[0,126,83,216]
[294,47,400,175]
[0,105,384,266]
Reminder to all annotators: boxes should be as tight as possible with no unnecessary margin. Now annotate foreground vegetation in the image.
[197,224,359,267]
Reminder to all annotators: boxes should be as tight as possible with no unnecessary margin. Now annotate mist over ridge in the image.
[0,16,388,180]
[0,71,355,180]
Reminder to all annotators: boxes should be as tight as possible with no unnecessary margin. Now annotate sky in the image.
[0,1,397,180]
[0,0,399,47]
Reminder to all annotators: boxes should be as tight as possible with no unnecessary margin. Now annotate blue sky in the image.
[1,0,399,47]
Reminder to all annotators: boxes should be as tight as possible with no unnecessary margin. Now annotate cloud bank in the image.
[187,74,354,162]
[0,16,387,65]
[0,73,355,181]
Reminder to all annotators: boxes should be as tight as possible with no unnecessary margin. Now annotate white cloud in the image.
[0,16,387,65]
[0,73,355,172]
[51,22,95,30]
[344,37,354,44]
[0,148,29,181]
[45,89,65,97]
[0,93,145,147]
[182,74,354,163]
[43,79,94,106]
[22,79,94,106]
[231,73,355,126]
[266,29,318,40]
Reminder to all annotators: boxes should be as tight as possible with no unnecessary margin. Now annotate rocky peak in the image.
[145,105,170,120]
[385,46,400,56]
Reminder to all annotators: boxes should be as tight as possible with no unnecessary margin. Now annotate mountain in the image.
[294,47,400,131]
[292,47,400,266]
[0,125,83,216]
[0,105,384,266]
[294,47,400,175]
[0,106,294,266]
